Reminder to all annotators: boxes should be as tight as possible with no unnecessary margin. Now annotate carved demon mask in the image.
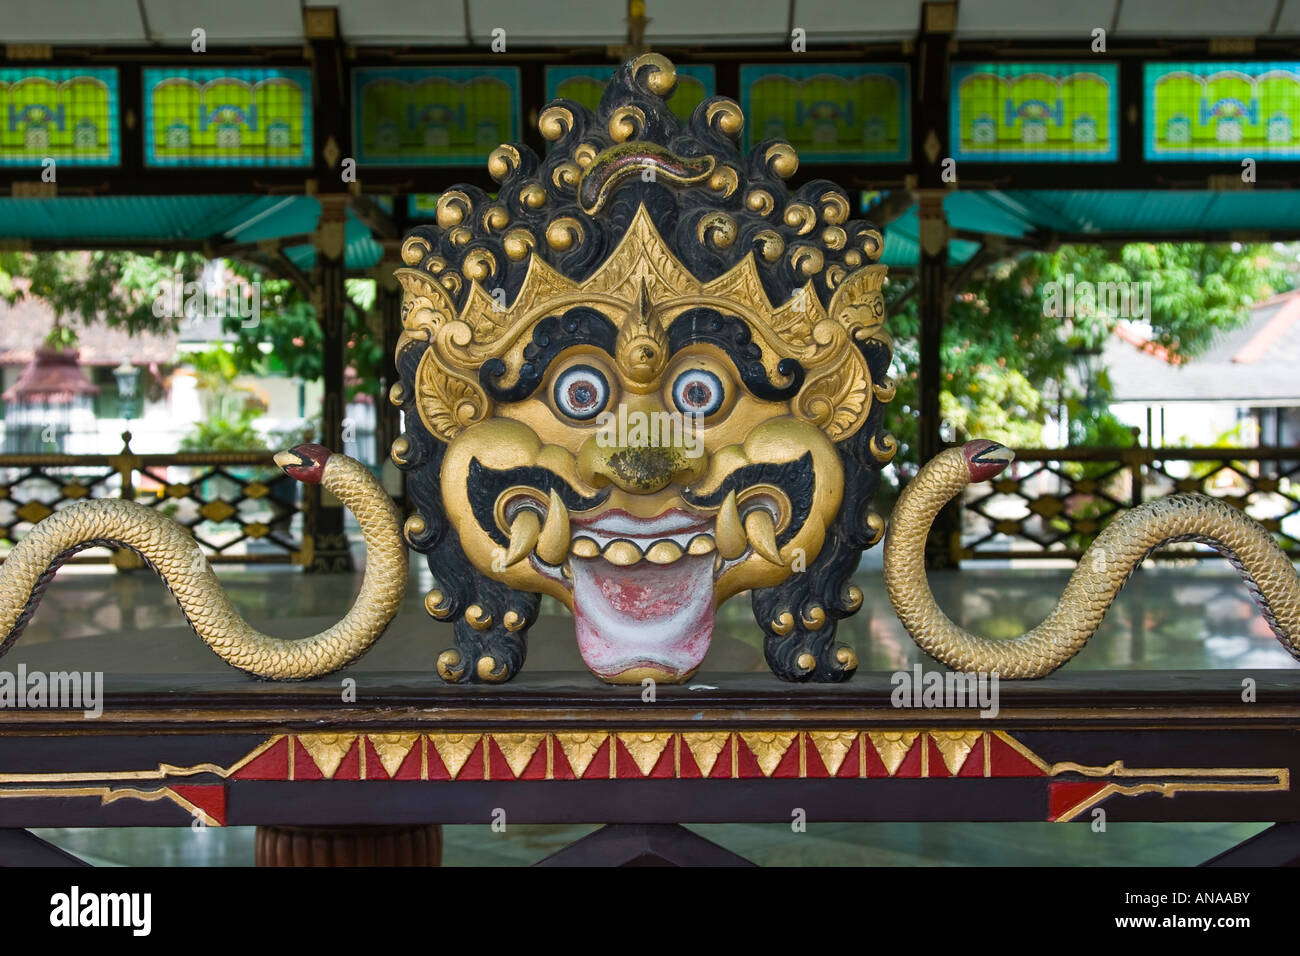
[393,54,895,685]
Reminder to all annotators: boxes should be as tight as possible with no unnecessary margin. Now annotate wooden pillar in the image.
[304,6,355,573]
[374,242,404,470]
[256,824,442,866]
[914,3,960,568]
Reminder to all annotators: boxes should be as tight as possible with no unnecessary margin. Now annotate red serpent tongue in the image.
[571,553,716,681]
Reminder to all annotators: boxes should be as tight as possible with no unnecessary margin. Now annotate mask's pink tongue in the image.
[571,553,715,681]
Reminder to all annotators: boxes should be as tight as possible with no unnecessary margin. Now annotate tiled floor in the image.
[12,547,1297,865]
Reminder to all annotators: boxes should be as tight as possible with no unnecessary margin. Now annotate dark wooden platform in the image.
[0,669,1296,830]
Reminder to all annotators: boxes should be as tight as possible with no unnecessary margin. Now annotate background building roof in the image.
[1105,291,1300,406]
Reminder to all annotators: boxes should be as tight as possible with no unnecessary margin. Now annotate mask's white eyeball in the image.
[553,365,610,421]
[671,368,724,417]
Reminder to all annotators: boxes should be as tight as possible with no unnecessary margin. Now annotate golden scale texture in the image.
[0,454,407,680]
[884,447,1300,678]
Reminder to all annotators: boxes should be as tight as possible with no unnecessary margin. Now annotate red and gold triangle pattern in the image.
[226,729,1049,781]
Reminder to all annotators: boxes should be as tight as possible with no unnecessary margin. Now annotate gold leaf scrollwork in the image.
[705,99,744,137]
[552,162,581,192]
[696,212,737,249]
[753,229,784,262]
[487,145,520,183]
[462,248,497,283]
[870,432,899,463]
[414,348,492,444]
[819,190,850,225]
[746,189,775,216]
[829,264,889,349]
[631,52,676,96]
[546,217,585,251]
[401,235,429,266]
[481,204,510,232]
[436,191,473,229]
[707,165,739,199]
[519,184,547,210]
[789,244,824,277]
[765,142,799,179]
[395,267,457,344]
[538,105,574,142]
[608,106,647,143]
[503,228,536,260]
[784,202,817,235]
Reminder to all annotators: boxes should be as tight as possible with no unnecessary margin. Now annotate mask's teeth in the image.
[686,533,716,556]
[571,536,602,558]
[644,540,684,565]
[504,509,541,567]
[744,508,784,566]
[715,489,747,560]
[602,540,643,566]
[536,489,570,565]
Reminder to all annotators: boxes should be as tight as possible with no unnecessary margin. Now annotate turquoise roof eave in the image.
[5,188,1300,278]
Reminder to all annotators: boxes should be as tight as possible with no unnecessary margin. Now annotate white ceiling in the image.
[4,0,1300,45]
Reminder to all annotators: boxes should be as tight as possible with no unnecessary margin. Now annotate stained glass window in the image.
[1146,62,1300,160]
[951,63,1119,163]
[0,68,119,166]
[353,67,520,166]
[144,68,312,167]
[740,64,910,163]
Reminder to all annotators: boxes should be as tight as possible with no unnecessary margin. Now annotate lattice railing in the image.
[0,434,312,566]
[958,446,1300,562]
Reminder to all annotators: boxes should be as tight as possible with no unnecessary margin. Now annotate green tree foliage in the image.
[885,242,1291,467]
[221,265,383,403]
[0,250,205,346]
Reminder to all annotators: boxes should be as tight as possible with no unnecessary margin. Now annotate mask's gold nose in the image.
[578,436,706,494]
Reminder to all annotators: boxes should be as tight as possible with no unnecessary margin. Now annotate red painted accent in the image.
[963,440,1011,483]
[458,739,486,781]
[709,738,734,778]
[583,738,612,780]
[551,741,576,780]
[332,739,361,780]
[926,737,951,777]
[487,738,514,779]
[520,741,550,780]
[172,785,226,826]
[231,737,289,780]
[1049,781,1110,821]
[361,738,386,779]
[853,737,880,778]
[678,740,702,779]
[614,738,643,778]
[804,737,829,778]
[281,443,330,483]
[989,736,1046,777]
[894,738,924,778]
[958,737,987,777]
[291,739,324,780]
[425,738,450,781]
[772,739,802,778]
[733,736,763,778]
[649,739,676,779]
[393,741,423,780]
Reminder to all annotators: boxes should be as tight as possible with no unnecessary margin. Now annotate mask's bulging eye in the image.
[554,365,610,421]
[672,369,724,417]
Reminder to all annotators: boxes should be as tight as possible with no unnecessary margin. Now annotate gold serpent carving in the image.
[884,442,1300,678]
[0,450,407,679]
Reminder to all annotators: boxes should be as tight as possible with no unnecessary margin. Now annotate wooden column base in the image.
[255,824,442,866]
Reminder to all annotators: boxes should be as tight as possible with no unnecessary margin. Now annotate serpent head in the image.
[273,443,332,484]
[962,439,1015,483]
